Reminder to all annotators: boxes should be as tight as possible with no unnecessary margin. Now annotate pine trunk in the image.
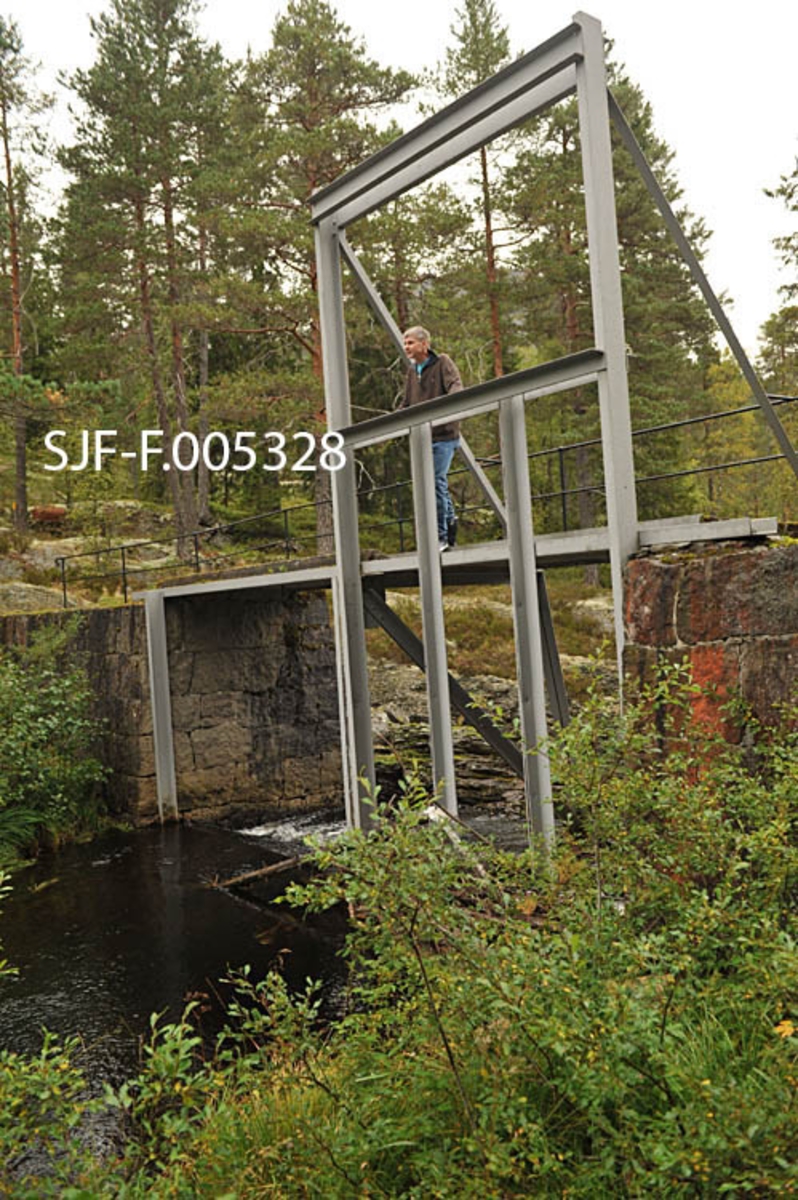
[133,192,194,557]
[480,146,503,378]
[196,224,211,524]
[2,92,26,532]
[162,178,198,540]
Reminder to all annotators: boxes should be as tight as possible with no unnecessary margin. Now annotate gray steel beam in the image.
[456,437,508,533]
[608,91,798,482]
[575,12,638,684]
[315,219,376,828]
[537,572,571,727]
[133,564,333,602]
[639,515,778,547]
[410,423,457,814]
[341,350,604,451]
[311,29,580,228]
[339,232,405,356]
[498,395,554,847]
[320,68,575,229]
[358,527,612,583]
[144,592,178,822]
[362,588,524,778]
[339,233,508,529]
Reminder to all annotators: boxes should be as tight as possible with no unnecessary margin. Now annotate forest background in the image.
[1,0,797,557]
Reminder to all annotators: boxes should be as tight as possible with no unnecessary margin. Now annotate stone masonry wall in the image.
[165,589,340,822]
[624,540,798,731]
[0,588,341,825]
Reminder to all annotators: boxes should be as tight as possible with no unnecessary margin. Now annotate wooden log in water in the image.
[212,854,306,889]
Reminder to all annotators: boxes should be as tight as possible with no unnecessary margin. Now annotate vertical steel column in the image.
[410,424,457,815]
[575,12,638,678]
[315,218,376,828]
[144,592,178,822]
[331,570,357,827]
[498,396,554,847]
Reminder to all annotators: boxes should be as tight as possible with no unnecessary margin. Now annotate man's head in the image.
[403,326,430,364]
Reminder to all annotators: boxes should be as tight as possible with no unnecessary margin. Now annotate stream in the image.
[0,803,527,1093]
[0,817,348,1087]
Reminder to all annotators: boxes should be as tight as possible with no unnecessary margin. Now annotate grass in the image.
[366,572,614,682]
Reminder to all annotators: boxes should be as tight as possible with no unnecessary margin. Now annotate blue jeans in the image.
[432,437,459,542]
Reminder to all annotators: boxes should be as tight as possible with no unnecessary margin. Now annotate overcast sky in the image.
[6,0,797,357]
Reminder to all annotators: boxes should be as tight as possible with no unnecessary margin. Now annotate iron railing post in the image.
[559,448,568,531]
[396,483,405,552]
[121,546,128,603]
[58,557,67,608]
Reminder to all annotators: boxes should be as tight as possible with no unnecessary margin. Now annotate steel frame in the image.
[312,9,796,839]
[137,11,795,840]
[312,11,635,836]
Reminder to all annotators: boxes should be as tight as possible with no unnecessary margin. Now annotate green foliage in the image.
[0,621,107,860]
[0,871,17,982]
[103,1005,219,1177]
[3,671,798,1194]
[174,679,794,1198]
[0,1031,91,1196]
[99,680,786,1198]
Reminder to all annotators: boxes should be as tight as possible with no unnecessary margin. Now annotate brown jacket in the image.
[402,350,463,442]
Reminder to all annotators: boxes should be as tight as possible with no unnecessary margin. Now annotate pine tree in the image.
[697,354,758,518]
[435,0,511,377]
[57,0,234,544]
[759,306,798,395]
[502,64,716,528]
[767,153,798,303]
[228,0,413,548]
[756,306,798,521]
[0,17,51,531]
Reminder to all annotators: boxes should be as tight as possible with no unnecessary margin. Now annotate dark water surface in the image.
[0,823,346,1084]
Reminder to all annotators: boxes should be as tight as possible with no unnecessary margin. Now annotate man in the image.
[401,326,462,553]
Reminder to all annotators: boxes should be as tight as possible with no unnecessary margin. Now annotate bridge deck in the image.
[137,515,776,602]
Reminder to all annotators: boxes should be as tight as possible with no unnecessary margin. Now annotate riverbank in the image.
[2,673,796,1197]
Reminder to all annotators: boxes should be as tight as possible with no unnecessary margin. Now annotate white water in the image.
[241,809,347,851]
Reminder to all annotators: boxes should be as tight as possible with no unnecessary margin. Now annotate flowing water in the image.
[0,819,348,1087]
[0,804,526,1091]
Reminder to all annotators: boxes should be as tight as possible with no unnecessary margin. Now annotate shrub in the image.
[0,622,107,860]
[5,671,798,1196]
[0,1032,91,1196]
[135,672,798,1197]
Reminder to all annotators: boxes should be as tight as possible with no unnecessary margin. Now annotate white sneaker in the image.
[439,541,450,554]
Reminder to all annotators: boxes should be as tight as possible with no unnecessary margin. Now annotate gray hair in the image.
[403,325,430,343]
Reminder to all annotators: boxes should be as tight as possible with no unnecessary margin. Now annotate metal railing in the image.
[52,391,797,606]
